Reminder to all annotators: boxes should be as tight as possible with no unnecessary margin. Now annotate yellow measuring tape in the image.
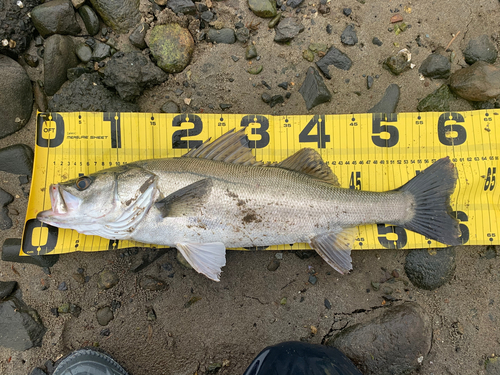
[21,111,499,256]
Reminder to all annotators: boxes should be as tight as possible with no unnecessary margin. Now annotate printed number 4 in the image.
[298,115,330,148]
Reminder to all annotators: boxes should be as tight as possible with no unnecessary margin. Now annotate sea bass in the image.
[37,128,461,281]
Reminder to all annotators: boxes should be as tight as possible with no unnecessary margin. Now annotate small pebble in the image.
[231,55,239,62]
[278,82,289,90]
[326,24,332,34]
[267,259,280,271]
[262,80,271,90]
[324,298,332,309]
[220,103,232,110]
[309,275,317,285]
[261,92,271,103]
[57,281,68,291]
[343,7,351,16]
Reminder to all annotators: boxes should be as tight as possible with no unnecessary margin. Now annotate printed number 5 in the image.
[371,113,399,148]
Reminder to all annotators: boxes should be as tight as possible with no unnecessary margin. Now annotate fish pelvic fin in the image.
[310,227,357,274]
[176,242,226,281]
[155,178,213,217]
[396,156,461,246]
[276,148,340,186]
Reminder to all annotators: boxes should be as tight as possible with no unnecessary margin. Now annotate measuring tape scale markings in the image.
[21,111,500,255]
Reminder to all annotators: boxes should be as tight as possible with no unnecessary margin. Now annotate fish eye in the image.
[75,176,92,191]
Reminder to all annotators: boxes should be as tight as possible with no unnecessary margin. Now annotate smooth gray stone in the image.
[419,53,451,79]
[463,34,498,65]
[316,47,352,79]
[79,5,101,36]
[367,84,400,113]
[0,144,34,176]
[89,0,141,34]
[44,35,78,96]
[31,0,81,38]
[299,66,332,110]
[207,28,236,44]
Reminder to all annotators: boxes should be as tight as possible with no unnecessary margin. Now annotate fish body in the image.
[38,129,461,281]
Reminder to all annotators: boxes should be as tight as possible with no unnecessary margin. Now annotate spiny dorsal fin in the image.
[277,148,340,186]
[182,128,264,166]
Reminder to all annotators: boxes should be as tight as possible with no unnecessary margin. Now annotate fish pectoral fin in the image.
[310,227,357,274]
[176,242,226,282]
[276,148,340,186]
[155,178,213,217]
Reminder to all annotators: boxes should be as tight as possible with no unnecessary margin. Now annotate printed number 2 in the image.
[349,172,361,190]
[298,115,329,148]
[484,167,496,191]
[172,114,203,149]
[371,113,399,148]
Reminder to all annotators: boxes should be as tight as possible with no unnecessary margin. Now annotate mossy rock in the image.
[147,24,195,74]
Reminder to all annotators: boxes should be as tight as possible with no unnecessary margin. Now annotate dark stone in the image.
[299,66,332,110]
[405,247,457,290]
[324,298,331,309]
[449,61,500,101]
[67,67,88,82]
[0,295,46,351]
[326,24,332,34]
[235,27,250,43]
[44,35,79,96]
[33,81,48,112]
[0,281,17,300]
[287,0,304,8]
[24,54,39,68]
[327,302,432,375]
[274,18,304,42]
[316,47,352,78]
[49,73,139,112]
[129,23,149,49]
[97,269,119,290]
[0,188,14,230]
[343,7,352,16]
[167,0,196,14]
[201,10,214,22]
[267,259,280,271]
[308,274,317,285]
[161,101,180,113]
[76,44,93,63]
[96,306,113,326]
[102,52,168,101]
[92,41,111,61]
[383,49,411,75]
[207,28,236,44]
[220,103,232,110]
[341,24,358,46]
[89,0,141,34]
[31,0,81,38]
[248,0,277,18]
[0,56,33,138]
[285,92,291,99]
[79,5,100,36]
[261,92,272,103]
[57,282,68,291]
[29,368,47,375]
[417,84,452,112]
[278,82,289,90]
[269,94,284,108]
[139,275,168,291]
[463,34,498,65]
[0,144,34,176]
[366,75,374,89]
[419,53,451,79]
[246,45,258,60]
[100,328,111,336]
[372,37,383,46]
[0,0,38,56]
[367,84,400,113]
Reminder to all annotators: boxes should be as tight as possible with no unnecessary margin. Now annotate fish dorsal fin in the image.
[176,242,226,281]
[277,149,340,186]
[155,178,213,217]
[310,227,357,274]
[182,128,264,166]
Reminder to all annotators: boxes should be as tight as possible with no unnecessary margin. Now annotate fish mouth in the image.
[37,184,81,223]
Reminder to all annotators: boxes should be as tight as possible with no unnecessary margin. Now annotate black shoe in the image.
[243,341,362,375]
[52,348,129,375]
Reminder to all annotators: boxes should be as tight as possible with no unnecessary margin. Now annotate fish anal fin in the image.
[310,227,357,274]
[176,242,226,281]
[155,178,212,217]
[277,148,340,186]
[182,128,264,166]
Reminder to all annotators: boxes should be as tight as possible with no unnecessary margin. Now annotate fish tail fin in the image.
[397,157,461,246]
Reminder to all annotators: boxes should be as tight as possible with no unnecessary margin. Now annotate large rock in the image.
[417,84,452,112]
[31,0,81,38]
[274,18,304,43]
[449,61,500,101]
[367,84,400,113]
[0,188,14,230]
[0,0,39,56]
[419,53,451,79]
[248,0,277,18]
[49,73,139,112]
[147,24,194,73]
[0,144,34,176]
[327,303,432,375]
[316,47,352,79]
[79,5,101,36]
[103,52,168,101]
[404,247,457,290]
[44,35,79,96]
[0,55,33,138]
[463,34,498,65]
[89,0,141,33]
[0,295,46,351]
[298,67,332,110]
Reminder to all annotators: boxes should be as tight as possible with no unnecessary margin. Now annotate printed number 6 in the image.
[437,112,467,146]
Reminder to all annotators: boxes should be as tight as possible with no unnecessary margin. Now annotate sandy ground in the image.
[1,0,500,374]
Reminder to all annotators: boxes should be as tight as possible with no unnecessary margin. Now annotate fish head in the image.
[37,164,159,236]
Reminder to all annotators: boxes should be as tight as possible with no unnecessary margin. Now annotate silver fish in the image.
[37,128,461,281]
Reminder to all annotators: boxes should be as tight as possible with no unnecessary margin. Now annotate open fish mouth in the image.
[37,184,81,222]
